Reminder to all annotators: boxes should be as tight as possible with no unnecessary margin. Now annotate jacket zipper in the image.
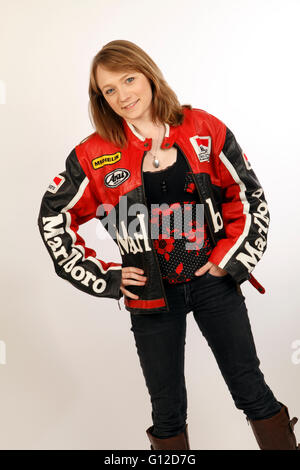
[173,142,217,247]
[141,151,170,313]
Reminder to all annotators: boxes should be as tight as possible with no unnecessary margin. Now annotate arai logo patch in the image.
[104,168,130,188]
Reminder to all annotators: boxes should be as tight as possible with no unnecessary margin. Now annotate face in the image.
[96,65,153,123]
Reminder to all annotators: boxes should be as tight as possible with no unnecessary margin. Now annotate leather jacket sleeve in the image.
[208,125,270,284]
[37,148,123,299]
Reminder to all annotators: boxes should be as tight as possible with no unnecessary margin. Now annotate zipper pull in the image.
[117,299,121,310]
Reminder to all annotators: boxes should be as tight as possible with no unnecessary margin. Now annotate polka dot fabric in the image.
[143,148,213,285]
[150,201,212,284]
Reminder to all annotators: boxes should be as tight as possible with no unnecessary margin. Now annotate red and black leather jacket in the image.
[37,107,269,315]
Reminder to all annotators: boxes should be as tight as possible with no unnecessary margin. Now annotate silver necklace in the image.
[148,125,164,168]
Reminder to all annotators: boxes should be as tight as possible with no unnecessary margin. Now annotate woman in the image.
[37,40,299,450]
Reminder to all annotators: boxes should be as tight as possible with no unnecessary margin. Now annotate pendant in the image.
[153,158,160,168]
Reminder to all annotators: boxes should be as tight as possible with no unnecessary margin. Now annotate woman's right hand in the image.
[120,267,147,299]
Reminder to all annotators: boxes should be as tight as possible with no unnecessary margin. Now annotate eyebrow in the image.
[101,73,133,91]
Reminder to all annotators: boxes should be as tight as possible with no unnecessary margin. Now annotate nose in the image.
[119,87,132,104]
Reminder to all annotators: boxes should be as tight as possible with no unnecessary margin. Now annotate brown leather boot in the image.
[247,403,300,450]
[146,424,190,450]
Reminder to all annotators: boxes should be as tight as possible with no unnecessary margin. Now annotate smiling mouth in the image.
[123,99,139,110]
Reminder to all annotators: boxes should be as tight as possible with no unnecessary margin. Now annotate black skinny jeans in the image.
[130,271,282,438]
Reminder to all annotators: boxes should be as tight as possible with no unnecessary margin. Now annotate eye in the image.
[105,88,113,95]
[105,76,135,95]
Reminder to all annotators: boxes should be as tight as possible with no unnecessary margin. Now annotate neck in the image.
[126,118,165,141]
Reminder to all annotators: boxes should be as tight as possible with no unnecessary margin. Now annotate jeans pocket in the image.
[206,271,230,280]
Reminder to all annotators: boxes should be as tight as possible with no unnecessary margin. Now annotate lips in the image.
[123,99,139,110]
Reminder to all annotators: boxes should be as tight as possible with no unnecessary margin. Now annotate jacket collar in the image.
[122,117,180,151]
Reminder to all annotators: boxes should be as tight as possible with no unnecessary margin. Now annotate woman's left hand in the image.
[195,261,228,277]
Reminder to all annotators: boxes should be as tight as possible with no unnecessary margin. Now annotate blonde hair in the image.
[85,39,192,148]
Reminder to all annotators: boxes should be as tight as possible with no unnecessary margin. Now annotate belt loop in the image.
[183,283,188,305]
[184,282,191,306]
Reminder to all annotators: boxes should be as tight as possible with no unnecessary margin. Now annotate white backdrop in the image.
[0,0,299,450]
